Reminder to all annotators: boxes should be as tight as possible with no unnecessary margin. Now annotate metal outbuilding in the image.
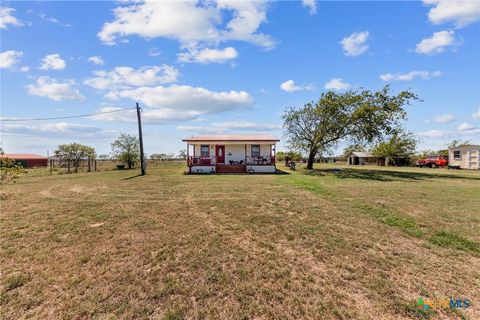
[0,154,48,167]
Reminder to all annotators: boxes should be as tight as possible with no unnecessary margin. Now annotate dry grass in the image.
[1,163,479,319]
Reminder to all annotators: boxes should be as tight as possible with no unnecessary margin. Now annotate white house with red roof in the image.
[182,134,280,174]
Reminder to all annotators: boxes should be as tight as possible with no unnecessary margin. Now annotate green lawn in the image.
[1,163,479,319]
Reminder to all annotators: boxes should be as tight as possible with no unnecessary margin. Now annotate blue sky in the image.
[1,0,479,156]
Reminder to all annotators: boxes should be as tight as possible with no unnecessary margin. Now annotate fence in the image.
[24,159,184,176]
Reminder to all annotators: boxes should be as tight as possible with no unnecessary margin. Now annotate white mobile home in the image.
[182,134,279,174]
[448,145,480,169]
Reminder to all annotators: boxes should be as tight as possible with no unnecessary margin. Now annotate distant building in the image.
[0,154,48,168]
[346,151,384,166]
[448,145,480,169]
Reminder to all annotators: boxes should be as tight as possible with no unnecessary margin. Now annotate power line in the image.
[0,107,137,122]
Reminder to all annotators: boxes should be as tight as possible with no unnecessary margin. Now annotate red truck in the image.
[416,156,448,168]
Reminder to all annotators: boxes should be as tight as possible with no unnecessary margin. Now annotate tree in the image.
[111,133,139,169]
[0,149,25,185]
[372,129,417,165]
[177,149,187,160]
[55,143,96,173]
[417,149,436,158]
[448,139,471,149]
[150,153,167,160]
[437,149,449,157]
[282,86,419,169]
[276,151,286,161]
[97,154,110,159]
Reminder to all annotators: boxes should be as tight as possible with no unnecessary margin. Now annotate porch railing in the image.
[187,156,216,166]
[246,156,275,165]
[188,156,275,166]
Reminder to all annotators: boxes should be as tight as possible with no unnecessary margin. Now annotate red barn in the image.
[0,154,48,168]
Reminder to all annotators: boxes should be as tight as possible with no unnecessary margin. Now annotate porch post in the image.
[186,143,190,173]
[274,143,276,168]
[244,144,247,163]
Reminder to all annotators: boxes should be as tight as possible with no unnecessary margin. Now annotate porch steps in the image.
[216,164,247,173]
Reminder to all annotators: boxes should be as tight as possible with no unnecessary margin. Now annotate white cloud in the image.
[98,0,275,50]
[20,66,30,72]
[417,129,450,138]
[324,78,351,91]
[380,70,442,81]
[302,0,317,15]
[88,56,104,65]
[458,122,476,131]
[340,31,370,56]
[280,80,301,92]
[178,46,238,64]
[0,50,23,69]
[434,114,456,123]
[415,30,458,55]
[0,7,23,30]
[84,65,179,90]
[424,0,480,28]
[472,108,480,120]
[178,121,281,133]
[417,125,480,141]
[38,12,72,27]
[279,80,314,93]
[39,53,66,70]
[148,47,161,57]
[26,77,85,101]
[96,85,252,123]
[1,122,103,137]
[107,85,251,111]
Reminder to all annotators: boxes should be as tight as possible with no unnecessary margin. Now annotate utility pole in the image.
[136,102,146,175]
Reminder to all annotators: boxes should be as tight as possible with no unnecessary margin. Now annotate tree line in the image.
[51,133,186,173]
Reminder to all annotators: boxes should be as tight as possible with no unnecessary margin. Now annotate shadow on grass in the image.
[275,168,291,175]
[123,174,143,180]
[304,168,480,182]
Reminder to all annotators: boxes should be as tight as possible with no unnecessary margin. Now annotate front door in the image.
[216,145,225,164]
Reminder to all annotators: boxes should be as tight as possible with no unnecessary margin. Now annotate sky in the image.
[1,0,479,156]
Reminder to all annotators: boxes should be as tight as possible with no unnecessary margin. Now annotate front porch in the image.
[186,155,277,173]
[182,134,280,174]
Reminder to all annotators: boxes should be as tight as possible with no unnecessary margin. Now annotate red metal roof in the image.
[0,154,48,159]
[182,134,280,142]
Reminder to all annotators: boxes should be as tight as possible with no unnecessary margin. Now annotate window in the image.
[251,144,260,158]
[201,145,209,157]
[453,151,461,160]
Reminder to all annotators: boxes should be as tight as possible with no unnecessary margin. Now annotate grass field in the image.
[1,163,479,319]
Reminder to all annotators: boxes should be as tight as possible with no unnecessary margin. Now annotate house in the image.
[346,151,384,166]
[448,145,480,169]
[0,154,48,167]
[182,134,280,174]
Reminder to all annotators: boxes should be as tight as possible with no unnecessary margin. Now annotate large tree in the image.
[372,129,417,165]
[111,133,139,169]
[55,143,96,173]
[282,86,419,169]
